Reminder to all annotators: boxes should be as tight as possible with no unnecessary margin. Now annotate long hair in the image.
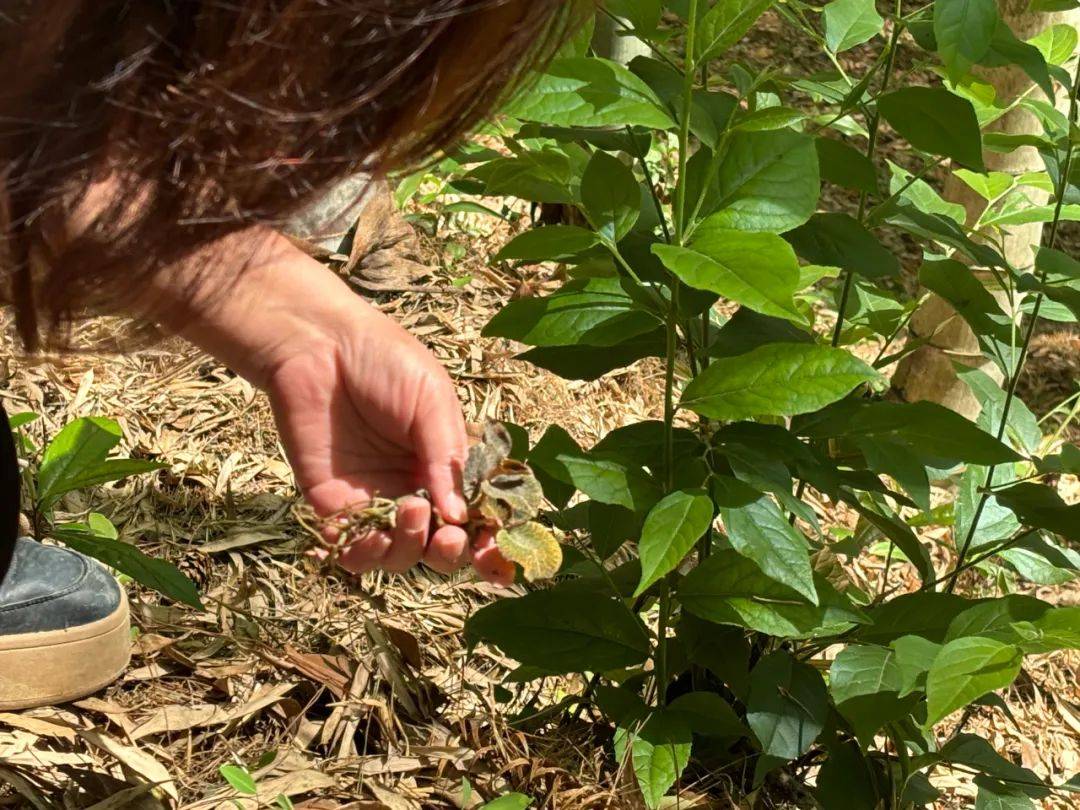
[0,0,575,350]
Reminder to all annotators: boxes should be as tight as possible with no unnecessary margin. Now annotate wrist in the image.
[150,227,369,388]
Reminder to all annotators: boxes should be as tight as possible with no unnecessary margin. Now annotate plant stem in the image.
[627,125,673,244]
[654,0,699,712]
[888,724,911,809]
[673,0,699,246]
[655,583,671,707]
[664,285,679,490]
[918,529,1035,594]
[946,58,1080,593]
[832,3,903,346]
[831,269,857,347]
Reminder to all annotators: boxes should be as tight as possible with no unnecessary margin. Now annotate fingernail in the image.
[445,492,468,523]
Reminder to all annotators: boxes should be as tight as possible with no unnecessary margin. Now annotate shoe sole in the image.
[0,589,131,710]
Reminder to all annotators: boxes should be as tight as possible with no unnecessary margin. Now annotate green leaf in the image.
[595,683,649,726]
[87,512,118,540]
[954,169,1015,201]
[1030,0,1080,11]
[995,483,1080,543]
[890,634,943,696]
[7,411,39,430]
[746,651,829,779]
[483,278,659,348]
[527,424,580,509]
[593,421,704,468]
[1018,606,1080,653]
[733,107,807,132]
[883,202,1003,267]
[816,741,882,809]
[471,147,584,204]
[857,436,931,511]
[519,329,665,380]
[493,225,599,262]
[706,129,820,233]
[628,57,737,148]
[466,583,650,674]
[974,778,1036,810]
[925,637,1022,726]
[798,400,1022,466]
[631,711,692,810]
[695,0,774,62]
[219,765,258,795]
[554,453,662,513]
[53,528,204,610]
[38,417,123,509]
[554,5,595,59]
[583,502,641,559]
[934,0,999,82]
[46,458,166,510]
[981,22,1054,104]
[845,498,934,584]
[944,734,1049,799]
[505,57,675,129]
[857,591,975,644]
[581,151,641,242]
[666,691,747,738]
[1000,532,1080,585]
[653,228,802,321]
[635,489,713,596]
[1029,23,1078,66]
[605,0,662,35]
[681,343,880,421]
[677,614,752,699]
[944,594,1051,644]
[816,138,878,194]
[721,497,817,604]
[878,87,985,170]
[678,550,867,638]
[707,307,813,359]
[956,366,1042,455]
[787,213,899,280]
[920,259,1015,365]
[482,794,533,810]
[823,0,884,52]
[829,644,916,745]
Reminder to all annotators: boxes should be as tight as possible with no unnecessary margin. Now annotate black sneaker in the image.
[0,537,130,709]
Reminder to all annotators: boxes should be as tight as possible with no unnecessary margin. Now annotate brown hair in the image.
[0,0,575,350]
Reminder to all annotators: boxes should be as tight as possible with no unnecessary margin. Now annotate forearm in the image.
[141,226,368,388]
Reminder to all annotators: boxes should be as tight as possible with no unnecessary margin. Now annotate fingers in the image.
[333,519,516,584]
[380,496,431,573]
[412,378,469,525]
[471,528,516,586]
[336,529,393,574]
[423,524,470,573]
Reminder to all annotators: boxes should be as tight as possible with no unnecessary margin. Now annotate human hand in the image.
[267,299,511,582]
[154,229,515,583]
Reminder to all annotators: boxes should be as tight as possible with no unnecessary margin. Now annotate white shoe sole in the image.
[0,588,130,710]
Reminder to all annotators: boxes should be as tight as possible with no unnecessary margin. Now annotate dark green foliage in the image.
[449,1,1079,806]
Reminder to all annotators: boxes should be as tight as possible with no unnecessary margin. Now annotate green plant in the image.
[12,413,203,609]
[219,761,294,809]
[451,1,1080,807]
